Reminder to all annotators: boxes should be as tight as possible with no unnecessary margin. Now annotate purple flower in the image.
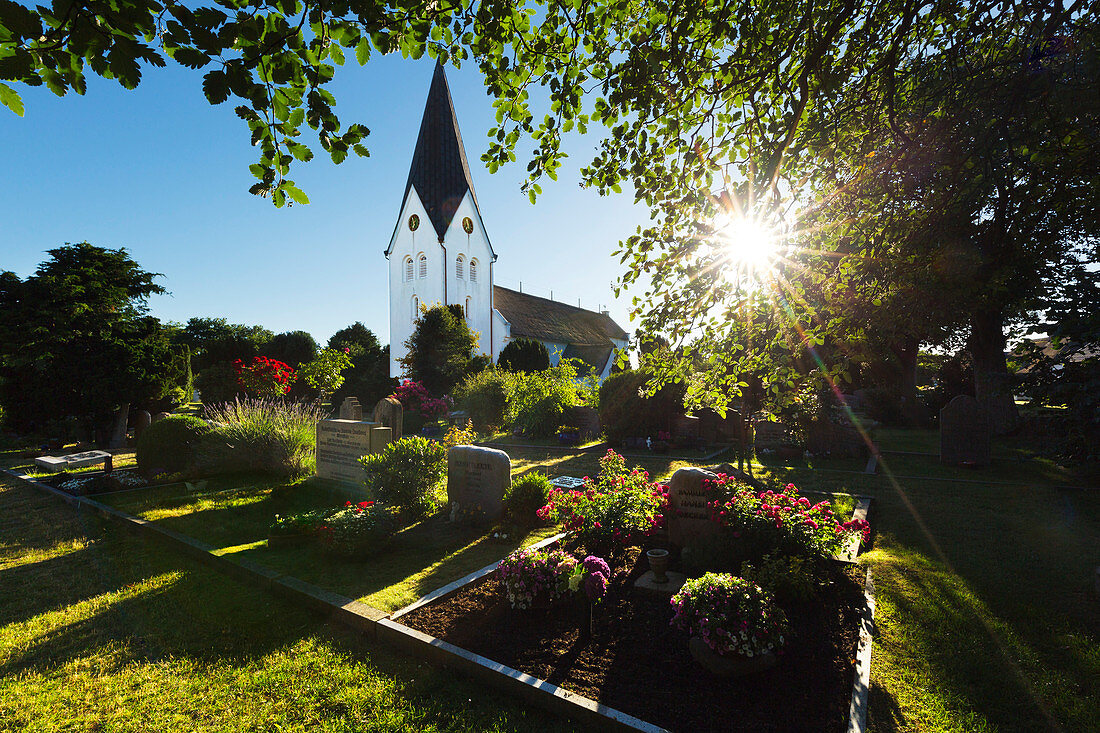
[583,555,610,578]
[584,571,608,601]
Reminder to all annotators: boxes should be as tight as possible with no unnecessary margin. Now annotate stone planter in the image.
[646,548,670,583]
[688,637,777,677]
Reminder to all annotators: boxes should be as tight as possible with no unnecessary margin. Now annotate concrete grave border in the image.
[4,468,877,733]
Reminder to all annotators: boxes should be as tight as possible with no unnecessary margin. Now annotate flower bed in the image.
[399,544,865,732]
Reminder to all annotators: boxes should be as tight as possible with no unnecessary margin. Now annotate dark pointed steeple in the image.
[399,62,479,242]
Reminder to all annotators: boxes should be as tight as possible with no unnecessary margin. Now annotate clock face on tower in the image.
[408,214,420,231]
[462,217,474,234]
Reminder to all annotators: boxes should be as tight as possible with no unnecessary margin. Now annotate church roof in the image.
[493,285,628,372]
[387,63,492,253]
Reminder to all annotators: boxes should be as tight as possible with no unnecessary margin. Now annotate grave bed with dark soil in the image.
[400,546,865,732]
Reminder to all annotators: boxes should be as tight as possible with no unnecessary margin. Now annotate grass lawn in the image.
[746,444,1100,732]
[0,473,570,732]
[96,477,560,612]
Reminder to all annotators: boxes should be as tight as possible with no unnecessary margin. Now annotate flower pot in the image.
[688,637,777,677]
[646,548,670,583]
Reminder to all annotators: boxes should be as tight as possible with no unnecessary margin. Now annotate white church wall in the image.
[388,188,445,378]
[491,309,511,363]
[441,192,494,360]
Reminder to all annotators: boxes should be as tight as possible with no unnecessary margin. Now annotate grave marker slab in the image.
[447,445,510,523]
[373,397,403,441]
[940,395,991,466]
[34,450,112,473]
[339,397,363,421]
[667,467,719,548]
[316,418,377,484]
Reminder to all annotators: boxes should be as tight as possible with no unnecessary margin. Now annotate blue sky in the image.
[0,55,648,346]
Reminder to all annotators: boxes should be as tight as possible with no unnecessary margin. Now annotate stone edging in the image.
[847,567,876,733]
[2,469,655,732]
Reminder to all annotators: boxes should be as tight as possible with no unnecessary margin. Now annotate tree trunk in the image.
[109,402,130,449]
[969,309,1018,434]
[891,335,923,426]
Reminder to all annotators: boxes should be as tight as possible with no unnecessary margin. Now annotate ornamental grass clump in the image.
[537,449,667,555]
[199,398,326,477]
[704,477,869,558]
[671,573,788,659]
[498,547,578,610]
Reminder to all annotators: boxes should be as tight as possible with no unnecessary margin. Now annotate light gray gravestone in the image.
[34,450,112,473]
[339,397,363,421]
[940,395,991,466]
[667,467,720,548]
[373,397,403,441]
[315,418,377,484]
[370,426,393,454]
[447,445,510,523]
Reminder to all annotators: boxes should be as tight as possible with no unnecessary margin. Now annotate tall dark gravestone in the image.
[667,467,720,549]
[940,395,991,466]
[447,445,510,523]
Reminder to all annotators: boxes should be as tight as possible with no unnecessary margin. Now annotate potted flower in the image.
[498,547,578,610]
[670,572,788,676]
[557,425,580,446]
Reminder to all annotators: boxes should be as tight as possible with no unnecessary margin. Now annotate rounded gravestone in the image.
[374,397,403,441]
[667,467,720,549]
[447,445,510,523]
[132,410,152,440]
[939,395,991,466]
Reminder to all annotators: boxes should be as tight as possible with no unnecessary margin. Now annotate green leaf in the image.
[0,83,24,117]
[202,70,229,104]
[355,39,371,66]
[282,182,310,205]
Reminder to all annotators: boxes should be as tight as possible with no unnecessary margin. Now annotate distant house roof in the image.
[494,285,628,372]
[386,63,493,255]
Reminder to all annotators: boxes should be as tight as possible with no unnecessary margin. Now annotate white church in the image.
[386,64,629,380]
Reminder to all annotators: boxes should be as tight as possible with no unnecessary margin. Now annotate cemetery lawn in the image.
[95,476,561,612]
[749,432,1100,733]
[0,473,568,732]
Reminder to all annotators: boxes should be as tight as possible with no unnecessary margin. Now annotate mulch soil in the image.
[400,546,865,733]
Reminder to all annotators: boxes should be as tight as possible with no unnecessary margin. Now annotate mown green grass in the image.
[99,477,560,612]
[0,474,572,732]
[749,446,1100,733]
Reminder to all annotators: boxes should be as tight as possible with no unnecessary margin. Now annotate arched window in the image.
[403,256,413,282]
[456,254,465,280]
[466,296,472,319]
[418,253,427,279]
[469,258,478,283]
[411,295,420,320]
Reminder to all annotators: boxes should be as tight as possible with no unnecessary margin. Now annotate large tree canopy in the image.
[0,242,186,434]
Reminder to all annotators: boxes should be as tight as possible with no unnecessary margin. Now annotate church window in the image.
[412,295,420,319]
[456,255,465,280]
[466,297,472,318]
[469,258,478,283]
[418,253,427,279]
[403,256,413,282]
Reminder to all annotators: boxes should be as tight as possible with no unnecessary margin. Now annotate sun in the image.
[714,215,781,274]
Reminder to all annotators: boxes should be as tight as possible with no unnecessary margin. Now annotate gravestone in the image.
[339,397,363,421]
[132,410,152,440]
[373,397,403,441]
[34,450,112,473]
[667,467,720,548]
[940,395,991,466]
[447,445,510,523]
[752,420,788,450]
[315,418,377,484]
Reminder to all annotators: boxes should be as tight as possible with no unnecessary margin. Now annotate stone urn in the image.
[688,637,777,676]
[646,548,670,583]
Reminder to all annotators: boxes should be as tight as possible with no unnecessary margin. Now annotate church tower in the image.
[385,63,497,378]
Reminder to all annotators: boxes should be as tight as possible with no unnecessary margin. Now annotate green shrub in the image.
[194,362,241,404]
[598,370,686,444]
[505,361,595,437]
[198,398,326,477]
[453,368,509,429]
[505,471,553,527]
[135,415,212,477]
[319,501,397,558]
[359,436,447,518]
[497,338,550,372]
[740,553,817,603]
